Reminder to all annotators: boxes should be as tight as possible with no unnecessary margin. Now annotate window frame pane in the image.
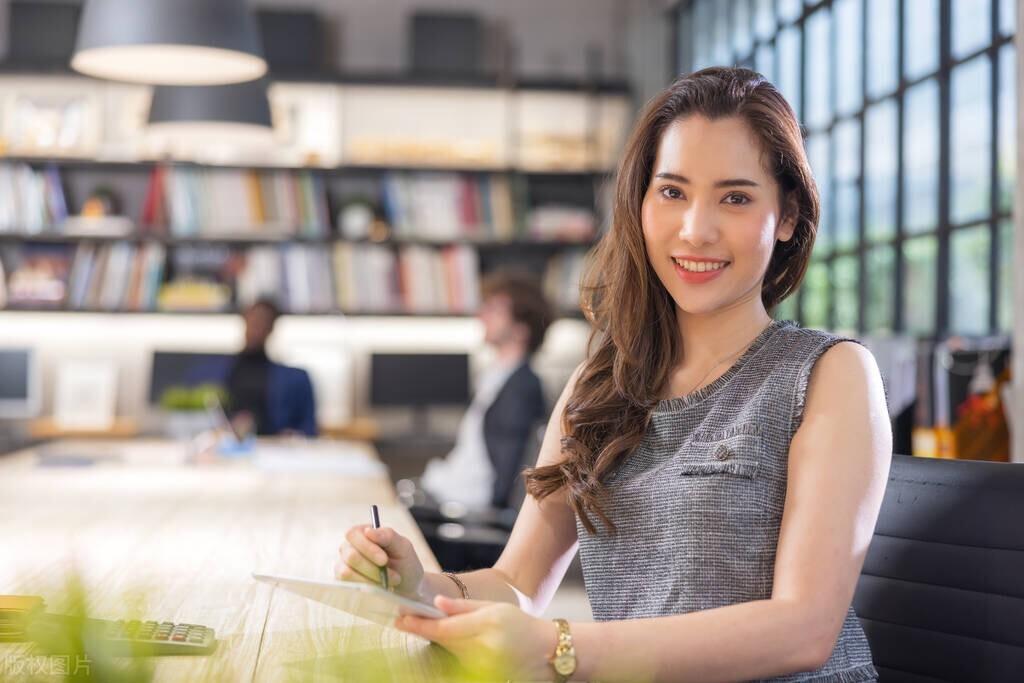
[950,55,993,225]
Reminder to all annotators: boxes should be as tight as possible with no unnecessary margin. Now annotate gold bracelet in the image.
[442,572,469,599]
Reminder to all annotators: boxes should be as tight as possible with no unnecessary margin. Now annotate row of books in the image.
[376,173,518,242]
[332,242,481,314]
[0,164,598,245]
[141,166,331,238]
[0,164,68,234]
[236,245,335,314]
[352,172,597,243]
[0,242,166,310]
[543,250,588,312]
[0,242,583,315]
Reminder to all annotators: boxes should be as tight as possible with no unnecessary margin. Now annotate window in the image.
[904,0,939,80]
[754,0,776,39]
[903,79,939,234]
[950,225,992,334]
[904,236,938,335]
[778,0,803,23]
[777,26,802,119]
[952,0,992,59]
[833,119,860,251]
[803,260,830,328]
[950,56,992,225]
[806,133,831,253]
[1000,0,1015,35]
[805,9,832,130]
[865,99,898,243]
[833,255,860,332]
[732,0,753,58]
[677,0,1014,337]
[834,0,863,116]
[999,44,1016,212]
[866,245,896,332]
[999,219,1013,331]
[867,0,898,98]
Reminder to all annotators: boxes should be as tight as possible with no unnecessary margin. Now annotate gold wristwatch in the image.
[549,618,576,682]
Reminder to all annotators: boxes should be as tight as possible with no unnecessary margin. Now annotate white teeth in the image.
[673,258,728,272]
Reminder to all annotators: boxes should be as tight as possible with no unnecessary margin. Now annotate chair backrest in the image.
[853,454,1024,682]
[505,420,547,512]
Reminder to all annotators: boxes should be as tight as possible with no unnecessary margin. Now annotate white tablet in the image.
[252,573,445,627]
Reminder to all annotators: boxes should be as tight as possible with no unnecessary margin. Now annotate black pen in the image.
[370,504,389,590]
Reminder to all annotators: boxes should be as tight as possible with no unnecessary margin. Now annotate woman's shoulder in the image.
[769,322,884,436]
[766,321,868,369]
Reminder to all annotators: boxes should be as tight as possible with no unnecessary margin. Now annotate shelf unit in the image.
[0,71,629,319]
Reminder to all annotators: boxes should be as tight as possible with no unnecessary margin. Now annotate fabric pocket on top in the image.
[678,431,762,480]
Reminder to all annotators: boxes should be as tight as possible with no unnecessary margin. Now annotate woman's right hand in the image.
[335,525,425,600]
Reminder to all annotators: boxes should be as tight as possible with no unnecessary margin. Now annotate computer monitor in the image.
[0,348,40,418]
[370,353,470,408]
[149,351,233,405]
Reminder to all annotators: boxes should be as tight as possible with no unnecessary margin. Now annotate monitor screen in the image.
[0,348,38,418]
[149,351,233,404]
[370,353,470,407]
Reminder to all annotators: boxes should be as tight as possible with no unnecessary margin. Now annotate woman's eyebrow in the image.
[654,172,760,188]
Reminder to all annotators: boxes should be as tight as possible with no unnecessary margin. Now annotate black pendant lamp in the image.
[147,80,274,144]
[72,0,267,85]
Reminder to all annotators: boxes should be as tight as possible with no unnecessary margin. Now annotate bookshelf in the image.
[0,73,628,319]
[0,160,599,317]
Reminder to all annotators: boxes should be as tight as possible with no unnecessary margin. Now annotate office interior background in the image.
[0,2,1021,509]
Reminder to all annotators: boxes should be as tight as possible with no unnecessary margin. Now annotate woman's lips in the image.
[672,258,729,284]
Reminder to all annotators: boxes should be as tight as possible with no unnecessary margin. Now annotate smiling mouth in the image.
[671,257,731,273]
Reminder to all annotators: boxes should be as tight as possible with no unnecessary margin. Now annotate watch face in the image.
[554,653,576,676]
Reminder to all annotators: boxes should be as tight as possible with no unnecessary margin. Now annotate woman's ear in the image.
[776,195,799,243]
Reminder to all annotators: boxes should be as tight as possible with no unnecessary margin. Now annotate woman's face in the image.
[641,115,795,316]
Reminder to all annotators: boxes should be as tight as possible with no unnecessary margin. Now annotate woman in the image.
[336,67,891,682]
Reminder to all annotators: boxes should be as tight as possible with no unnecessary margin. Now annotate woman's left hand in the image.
[395,596,558,680]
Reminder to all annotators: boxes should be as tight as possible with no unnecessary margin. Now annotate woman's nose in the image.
[677,202,719,246]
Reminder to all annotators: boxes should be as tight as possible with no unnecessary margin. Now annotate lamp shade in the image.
[72,0,267,85]
[147,80,274,146]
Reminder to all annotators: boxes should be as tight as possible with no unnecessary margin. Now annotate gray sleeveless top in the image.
[576,319,878,682]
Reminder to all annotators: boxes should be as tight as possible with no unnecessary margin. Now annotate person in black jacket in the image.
[418,271,552,511]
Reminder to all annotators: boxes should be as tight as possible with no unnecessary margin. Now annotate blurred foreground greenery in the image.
[7,574,513,682]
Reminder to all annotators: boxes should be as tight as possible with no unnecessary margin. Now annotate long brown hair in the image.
[524,67,819,533]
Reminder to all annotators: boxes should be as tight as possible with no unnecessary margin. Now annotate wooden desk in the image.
[0,439,454,682]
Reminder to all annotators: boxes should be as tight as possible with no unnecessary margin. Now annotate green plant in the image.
[158,384,227,412]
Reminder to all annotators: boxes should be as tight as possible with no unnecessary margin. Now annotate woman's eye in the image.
[723,193,751,206]
[660,186,684,200]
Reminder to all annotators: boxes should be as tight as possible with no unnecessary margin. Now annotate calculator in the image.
[31,615,218,656]
[87,619,218,656]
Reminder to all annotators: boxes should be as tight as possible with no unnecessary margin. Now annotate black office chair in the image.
[407,421,546,571]
[853,454,1024,682]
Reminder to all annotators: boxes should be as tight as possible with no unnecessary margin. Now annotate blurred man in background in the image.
[224,298,318,437]
[418,271,552,511]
